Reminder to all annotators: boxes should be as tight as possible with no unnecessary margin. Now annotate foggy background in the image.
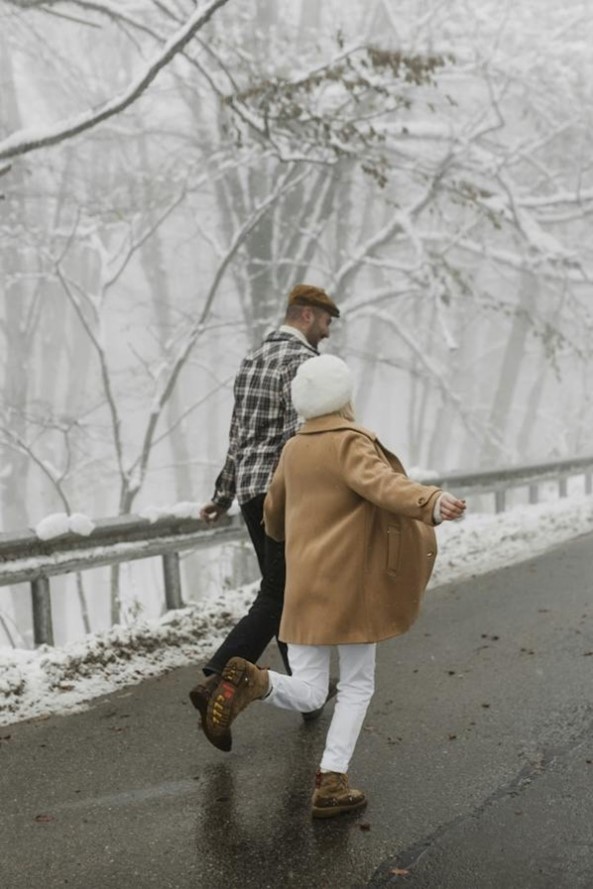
[1,0,592,647]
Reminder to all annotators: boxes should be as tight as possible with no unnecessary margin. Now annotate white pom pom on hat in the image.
[291,354,354,419]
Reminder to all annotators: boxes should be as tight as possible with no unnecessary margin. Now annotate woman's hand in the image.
[437,492,466,522]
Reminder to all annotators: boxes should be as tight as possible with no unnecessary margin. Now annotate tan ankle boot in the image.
[311,770,367,819]
[204,657,269,752]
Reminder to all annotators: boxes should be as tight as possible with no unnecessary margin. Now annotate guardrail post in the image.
[558,477,567,498]
[31,575,54,647]
[528,484,539,505]
[494,490,506,513]
[586,472,592,495]
[162,552,184,610]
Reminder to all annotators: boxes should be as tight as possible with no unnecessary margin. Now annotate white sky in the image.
[1,491,592,728]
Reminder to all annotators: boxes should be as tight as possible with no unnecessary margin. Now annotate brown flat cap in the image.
[287,284,340,318]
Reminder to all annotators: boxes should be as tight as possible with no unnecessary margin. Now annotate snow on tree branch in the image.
[0,0,231,161]
[9,0,174,39]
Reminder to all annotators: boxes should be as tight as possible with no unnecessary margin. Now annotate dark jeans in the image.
[203,494,291,676]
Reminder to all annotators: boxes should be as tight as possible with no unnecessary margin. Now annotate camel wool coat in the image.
[264,415,442,646]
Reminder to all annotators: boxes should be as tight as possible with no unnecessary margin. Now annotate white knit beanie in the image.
[291,354,354,419]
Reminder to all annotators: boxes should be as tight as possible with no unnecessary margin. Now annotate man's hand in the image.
[200,501,228,523]
[438,492,466,522]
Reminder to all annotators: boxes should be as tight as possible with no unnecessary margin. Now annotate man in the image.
[190,284,340,744]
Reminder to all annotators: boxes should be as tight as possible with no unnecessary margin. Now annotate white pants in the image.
[263,642,376,774]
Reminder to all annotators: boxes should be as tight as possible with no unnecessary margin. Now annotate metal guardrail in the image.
[422,454,593,513]
[0,513,246,648]
[1,455,592,647]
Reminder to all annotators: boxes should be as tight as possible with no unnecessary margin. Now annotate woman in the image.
[205,354,466,818]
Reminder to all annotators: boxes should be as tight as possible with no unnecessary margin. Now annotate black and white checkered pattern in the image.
[212,331,317,508]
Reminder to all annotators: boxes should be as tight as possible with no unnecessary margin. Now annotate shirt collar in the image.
[279,324,313,349]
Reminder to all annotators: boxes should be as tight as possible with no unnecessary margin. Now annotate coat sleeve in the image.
[337,432,442,524]
[211,401,239,510]
[264,451,287,541]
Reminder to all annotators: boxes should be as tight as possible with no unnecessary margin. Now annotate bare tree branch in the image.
[55,267,126,477]
[124,163,310,506]
[0,0,231,161]
[0,427,71,512]
[354,309,508,457]
[103,189,187,291]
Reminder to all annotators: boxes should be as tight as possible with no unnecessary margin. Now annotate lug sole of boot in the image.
[311,797,367,819]
[189,674,221,718]
[188,687,209,719]
[203,720,232,752]
[204,659,267,753]
[205,675,244,753]
[220,658,249,687]
[203,673,243,753]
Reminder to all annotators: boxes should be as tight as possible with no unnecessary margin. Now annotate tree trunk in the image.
[0,34,34,645]
[480,271,537,467]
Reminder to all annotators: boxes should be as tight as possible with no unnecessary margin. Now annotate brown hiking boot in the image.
[311,770,367,819]
[188,674,220,725]
[204,657,269,752]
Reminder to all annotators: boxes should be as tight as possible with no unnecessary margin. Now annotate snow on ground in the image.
[1,493,592,728]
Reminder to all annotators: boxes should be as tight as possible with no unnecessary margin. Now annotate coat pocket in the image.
[387,524,402,576]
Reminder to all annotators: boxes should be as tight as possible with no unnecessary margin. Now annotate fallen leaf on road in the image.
[34,814,55,823]
[390,867,410,876]
[359,823,371,831]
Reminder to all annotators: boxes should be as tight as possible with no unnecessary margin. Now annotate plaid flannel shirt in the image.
[212,330,318,508]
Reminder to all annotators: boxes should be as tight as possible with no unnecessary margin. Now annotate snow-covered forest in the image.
[1,0,592,650]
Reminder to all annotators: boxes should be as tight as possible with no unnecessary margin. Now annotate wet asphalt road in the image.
[1,530,593,889]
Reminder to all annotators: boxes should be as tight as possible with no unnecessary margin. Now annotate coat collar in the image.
[265,329,317,354]
[297,415,377,440]
[278,324,314,350]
